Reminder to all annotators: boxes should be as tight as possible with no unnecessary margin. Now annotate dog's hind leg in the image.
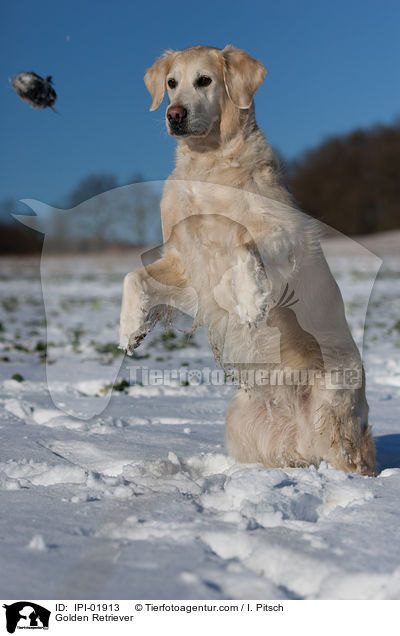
[310,382,376,476]
[225,387,309,468]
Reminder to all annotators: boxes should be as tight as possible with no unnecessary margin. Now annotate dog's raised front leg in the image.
[229,242,273,326]
[119,250,197,353]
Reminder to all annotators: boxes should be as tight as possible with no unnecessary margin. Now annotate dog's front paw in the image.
[236,293,274,328]
[119,324,148,356]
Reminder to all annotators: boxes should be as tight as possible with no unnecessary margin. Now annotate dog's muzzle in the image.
[167,105,188,135]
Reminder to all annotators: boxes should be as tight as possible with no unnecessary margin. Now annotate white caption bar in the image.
[1,599,398,635]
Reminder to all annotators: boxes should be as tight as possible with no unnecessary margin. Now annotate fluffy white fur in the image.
[120,45,376,475]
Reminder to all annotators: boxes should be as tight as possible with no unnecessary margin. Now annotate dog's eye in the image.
[196,76,212,88]
[167,78,177,89]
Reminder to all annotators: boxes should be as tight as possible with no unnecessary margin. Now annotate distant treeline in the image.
[0,219,43,254]
[1,121,399,253]
[286,121,400,236]
[48,173,162,252]
[0,174,162,254]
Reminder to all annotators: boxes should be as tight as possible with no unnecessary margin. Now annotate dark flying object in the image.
[10,72,57,111]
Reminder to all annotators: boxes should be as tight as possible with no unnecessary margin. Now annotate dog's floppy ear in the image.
[222,45,267,109]
[144,50,175,111]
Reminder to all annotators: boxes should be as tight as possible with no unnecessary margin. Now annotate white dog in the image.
[119,45,376,475]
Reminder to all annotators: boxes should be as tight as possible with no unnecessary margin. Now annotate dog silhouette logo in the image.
[3,602,50,633]
[266,283,325,371]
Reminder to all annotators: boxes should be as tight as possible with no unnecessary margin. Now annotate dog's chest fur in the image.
[160,131,290,247]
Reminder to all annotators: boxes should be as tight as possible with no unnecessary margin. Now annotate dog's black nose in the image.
[167,106,187,124]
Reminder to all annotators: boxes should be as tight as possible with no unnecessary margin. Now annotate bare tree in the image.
[128,173,161,246]
[49,172,162,251]
[0,198,18,224]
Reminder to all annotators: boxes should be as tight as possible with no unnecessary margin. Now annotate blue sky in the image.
[0,0,399,207]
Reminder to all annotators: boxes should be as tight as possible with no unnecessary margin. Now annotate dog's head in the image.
[144,45,266,140]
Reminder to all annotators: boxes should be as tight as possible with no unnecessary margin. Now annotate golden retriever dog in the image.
[119,45,376,475]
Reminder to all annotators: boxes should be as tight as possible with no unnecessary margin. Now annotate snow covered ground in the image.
[0,234,399,600]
